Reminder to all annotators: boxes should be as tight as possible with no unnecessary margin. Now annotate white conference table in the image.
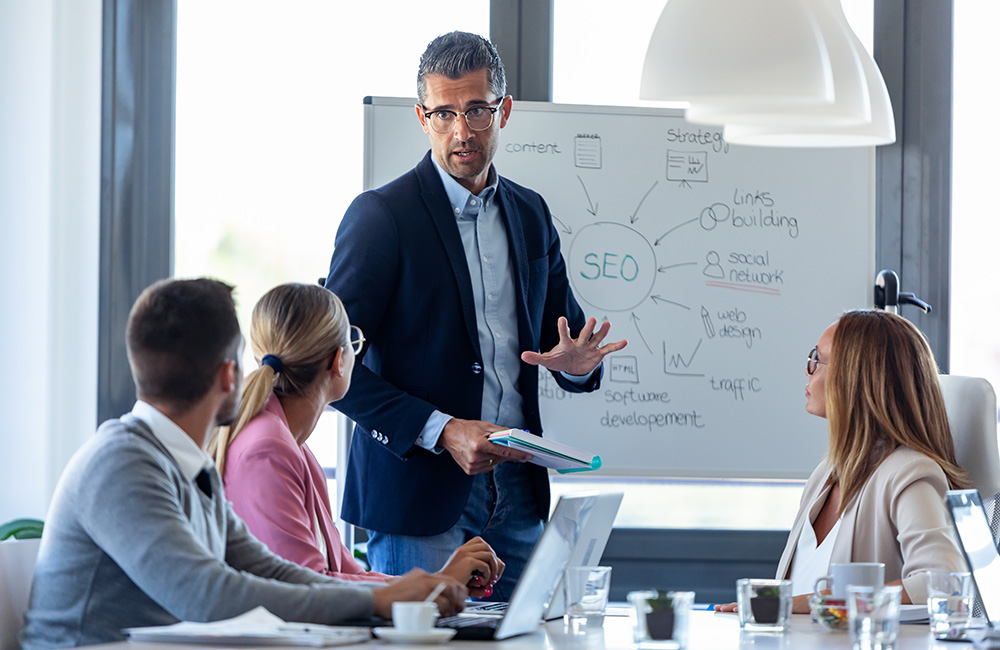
[91,610,962,650]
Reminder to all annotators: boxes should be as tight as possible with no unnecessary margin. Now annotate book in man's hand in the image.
[488,429,602,474]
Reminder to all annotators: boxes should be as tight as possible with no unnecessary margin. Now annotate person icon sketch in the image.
[703,250,725,279]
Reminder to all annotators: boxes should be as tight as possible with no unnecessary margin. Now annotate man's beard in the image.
[215,391,239,427]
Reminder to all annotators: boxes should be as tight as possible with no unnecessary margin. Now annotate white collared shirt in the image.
[130,400,214,481]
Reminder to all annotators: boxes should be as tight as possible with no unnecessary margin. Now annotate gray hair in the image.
[417,31,507,104]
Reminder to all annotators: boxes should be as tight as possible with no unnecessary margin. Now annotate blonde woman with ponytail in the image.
[717,310,968,615]
[209,283,503,593]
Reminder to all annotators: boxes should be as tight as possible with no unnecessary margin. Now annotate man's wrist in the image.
[560,363,601,384]
[414,411,451,453]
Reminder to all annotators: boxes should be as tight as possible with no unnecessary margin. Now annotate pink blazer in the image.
[223,393,390,582]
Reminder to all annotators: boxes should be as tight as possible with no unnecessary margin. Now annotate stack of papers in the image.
[124,606,370,647]
[488,429,601,474]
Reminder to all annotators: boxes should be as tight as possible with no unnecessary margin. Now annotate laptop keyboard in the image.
[464,602,509,613]
[438,616,501,629]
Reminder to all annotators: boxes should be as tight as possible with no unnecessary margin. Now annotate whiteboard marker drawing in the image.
[574,134,602,169]
[701,306,716,338]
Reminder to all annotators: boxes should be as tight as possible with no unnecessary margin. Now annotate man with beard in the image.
[21,278,465,650]
[325,32,627,598]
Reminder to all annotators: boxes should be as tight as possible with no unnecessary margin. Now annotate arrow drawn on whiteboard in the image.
[577,175,598,216]
[654,217,698,246]
[551,215,573,235]
[629,312,653,355]
[658,262,698,273]
[629,181,659,224]
[650,295,691,310]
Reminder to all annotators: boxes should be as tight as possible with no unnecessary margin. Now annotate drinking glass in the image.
[847,585,902,650]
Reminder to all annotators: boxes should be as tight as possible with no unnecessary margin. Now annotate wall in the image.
[0,0,101,521]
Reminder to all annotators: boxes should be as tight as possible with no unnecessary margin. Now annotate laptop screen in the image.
[946,489,1000,622]
[493,493,597,639]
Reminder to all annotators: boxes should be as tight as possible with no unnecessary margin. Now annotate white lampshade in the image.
[684,0,871,127]
[639,0,834,107]
[723,29,895,147]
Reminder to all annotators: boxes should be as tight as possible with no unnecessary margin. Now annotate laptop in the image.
[945,489,1000,643]
[436,492,602,640]
[946,489,1000,612]
[461,491,623,621]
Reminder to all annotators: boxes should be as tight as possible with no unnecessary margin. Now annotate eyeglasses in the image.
[806,347,828,375]
[349,325,365,355]
[420,100,503,134]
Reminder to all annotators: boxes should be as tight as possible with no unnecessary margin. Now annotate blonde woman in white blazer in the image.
[719,310,967,614]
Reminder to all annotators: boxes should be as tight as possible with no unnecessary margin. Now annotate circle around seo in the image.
[568,222,656,312]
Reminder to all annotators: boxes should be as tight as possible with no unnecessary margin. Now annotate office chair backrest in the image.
[0,538,41,650]
[939,375,1000,542]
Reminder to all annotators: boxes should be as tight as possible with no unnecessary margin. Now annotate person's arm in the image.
[224,430,390,582]
[324,192,437,456]
[83,439,378,625]
[892,468,967,603]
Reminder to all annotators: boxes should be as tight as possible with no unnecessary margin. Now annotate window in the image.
[175,1,489,511]
[950,4,1000,398]
[551,0,874,528]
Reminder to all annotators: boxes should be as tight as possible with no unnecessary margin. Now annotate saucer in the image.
[372,627,457,644]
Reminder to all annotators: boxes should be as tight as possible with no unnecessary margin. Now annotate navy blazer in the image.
[325,152,600,536]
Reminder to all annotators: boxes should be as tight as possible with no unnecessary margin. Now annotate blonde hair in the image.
[208,283,350,475]
[826,310,968,515]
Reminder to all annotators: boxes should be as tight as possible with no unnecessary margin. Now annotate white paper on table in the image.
[899,604,929,623]
[124,606,370,646]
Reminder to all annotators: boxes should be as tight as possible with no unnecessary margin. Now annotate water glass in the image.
[563,566,612,627]
[628,590,694,649]
[847,585,902,650]
[926,571,973,640]
[736,578,792,632]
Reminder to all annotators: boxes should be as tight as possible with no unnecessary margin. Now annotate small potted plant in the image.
[643,591,676,639]
[750,585,781,624]
[628,589,694,648]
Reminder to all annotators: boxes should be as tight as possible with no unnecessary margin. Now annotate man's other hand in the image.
[439,419,532,475]
[371,569,467,618]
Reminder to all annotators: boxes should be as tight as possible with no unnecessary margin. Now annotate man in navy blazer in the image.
[325,32,626,598]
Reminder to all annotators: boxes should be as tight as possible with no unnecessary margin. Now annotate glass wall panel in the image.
[175,1,489,478]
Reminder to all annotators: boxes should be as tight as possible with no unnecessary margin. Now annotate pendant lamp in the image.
[684,0,870,127]
[639,0,834,107]
[723,28,895,147]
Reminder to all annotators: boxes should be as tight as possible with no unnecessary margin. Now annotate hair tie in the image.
[261,354,283,373]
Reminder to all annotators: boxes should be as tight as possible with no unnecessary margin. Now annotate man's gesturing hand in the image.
[520,316,627,376]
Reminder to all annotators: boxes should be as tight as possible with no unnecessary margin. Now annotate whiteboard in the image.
[363,97,874,480]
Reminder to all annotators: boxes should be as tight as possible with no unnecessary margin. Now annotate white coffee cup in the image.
[815,562,885,599]
[392,601,439,633]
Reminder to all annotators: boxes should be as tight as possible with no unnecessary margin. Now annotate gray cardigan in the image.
[21,416,376,650]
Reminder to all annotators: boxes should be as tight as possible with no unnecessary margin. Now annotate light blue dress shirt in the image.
[414,160,592,451]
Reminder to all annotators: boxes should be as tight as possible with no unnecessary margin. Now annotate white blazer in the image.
[776,446,965,602]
